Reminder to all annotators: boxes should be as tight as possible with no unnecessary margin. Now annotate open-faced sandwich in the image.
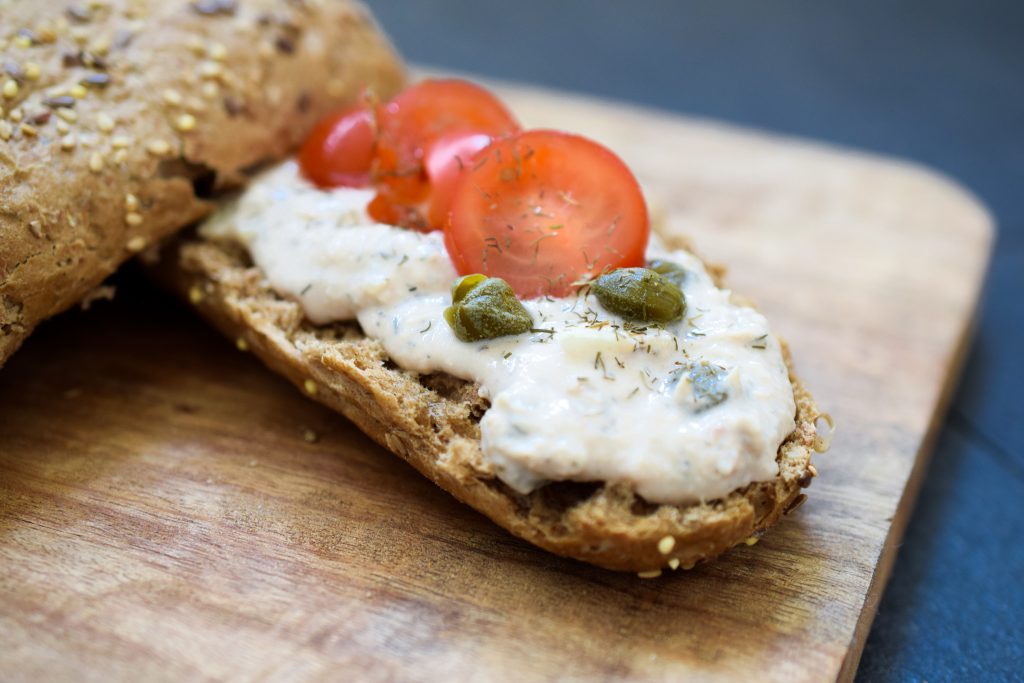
[159,79,828,574]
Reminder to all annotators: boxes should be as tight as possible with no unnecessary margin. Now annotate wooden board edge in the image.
[836,228,995,681]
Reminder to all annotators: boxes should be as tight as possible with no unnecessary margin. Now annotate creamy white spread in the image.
[201,162,796,505]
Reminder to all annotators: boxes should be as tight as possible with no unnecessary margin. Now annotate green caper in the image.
[444,274,533,342]
[591,267,685,323]
[685,361,729,411]
[646,258,688,288]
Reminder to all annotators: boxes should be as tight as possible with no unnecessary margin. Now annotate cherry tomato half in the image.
[297,105,376,188]
[424,131,494,230]
[369,79,520,228]
[445,130,649,298]
[368,130,493,231]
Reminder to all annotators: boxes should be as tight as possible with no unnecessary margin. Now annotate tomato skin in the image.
[371,79,520,229]
[445,130,649,298]
[297,105,376,188]
[424,131,494,230]
[369,130,494,231]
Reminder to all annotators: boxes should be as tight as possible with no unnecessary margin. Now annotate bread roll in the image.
[0,0,405,366]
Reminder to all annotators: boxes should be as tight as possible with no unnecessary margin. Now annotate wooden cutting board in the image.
[0,80,992,683]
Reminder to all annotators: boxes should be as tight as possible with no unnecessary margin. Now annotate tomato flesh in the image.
[297,105,375,188]
[370,79,520,229]
[445,130,649,298]
[424,131,494,230]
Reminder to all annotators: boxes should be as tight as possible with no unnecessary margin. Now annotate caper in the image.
[591,267,685,323]
[685,361,729,411]
[451,273,488,304]
[444,274,533,342]
[646,258,688,288]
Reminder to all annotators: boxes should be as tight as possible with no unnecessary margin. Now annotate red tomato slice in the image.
[297,105,375,188]
[445,130,649,298]
[368,130,493,231]
[424,131,494,230]
[370,79,520,228]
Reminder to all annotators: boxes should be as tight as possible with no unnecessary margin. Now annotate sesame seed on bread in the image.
[0,0,405,367]
[154,235,825,573]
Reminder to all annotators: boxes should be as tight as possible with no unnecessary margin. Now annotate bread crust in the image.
[156,236,823,573]
[0,0,405,366]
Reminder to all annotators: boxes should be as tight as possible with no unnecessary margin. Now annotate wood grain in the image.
[0,81,992,682]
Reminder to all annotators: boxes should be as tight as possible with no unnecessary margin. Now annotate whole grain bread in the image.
[0,0,405,367]
[157,235,825,573]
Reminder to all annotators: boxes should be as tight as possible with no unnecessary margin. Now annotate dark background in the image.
[361,1,1024,680]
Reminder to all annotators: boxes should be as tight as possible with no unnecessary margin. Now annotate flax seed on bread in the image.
[156,235,824,573]
[0,0,404,367]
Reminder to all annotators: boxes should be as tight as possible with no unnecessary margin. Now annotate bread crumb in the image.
[188,286,204,304]
[0,121,11,141]
[96,113,115,132]
[235,337,249,352]
[20,123,38,137]
[207,42,227,61]
[637,570,662,579]
[35,27,57,44]
[24,62,41,81]
[69,26,90,45]
[744,536,758,546]
[163,88,183,106]
[668,558,680,570]
[90,37,111,56]
[303,429,318,443]
[69,84,88,99]
[88,152,103,172]
[111,135,131,148]
[186,35,206,56]
[126,235,146,252]
[813,413,835,453]
[124,193,139,211]
[175,113,197,132]
[78,284,116,311]
[60,134,77,150]
[198,61,223,79]
[657,535,676,555]
[80,285,116,310]
[56,107,79,123]
[303,379,318,395]
[146,139,171,156]
[3,80,19,99]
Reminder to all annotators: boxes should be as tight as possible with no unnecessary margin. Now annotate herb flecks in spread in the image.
[200,162,796,505]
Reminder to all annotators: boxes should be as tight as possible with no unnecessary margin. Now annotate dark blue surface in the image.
[362,1,1024,679]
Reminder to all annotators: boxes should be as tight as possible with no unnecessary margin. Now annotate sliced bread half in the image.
[155,234,823,573]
